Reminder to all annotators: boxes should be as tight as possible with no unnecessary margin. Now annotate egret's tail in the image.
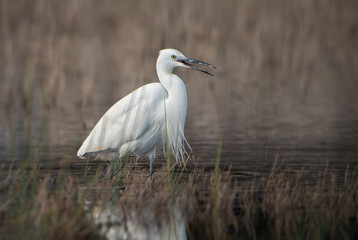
[77,140,89,159]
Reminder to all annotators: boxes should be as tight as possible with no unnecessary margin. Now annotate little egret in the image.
[77,49,215,175]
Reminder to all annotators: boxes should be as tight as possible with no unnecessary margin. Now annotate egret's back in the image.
[77,83,167,159]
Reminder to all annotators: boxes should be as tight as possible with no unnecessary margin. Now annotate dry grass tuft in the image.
[1,159,357,239]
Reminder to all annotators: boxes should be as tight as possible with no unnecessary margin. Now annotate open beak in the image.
[177,58,216,76]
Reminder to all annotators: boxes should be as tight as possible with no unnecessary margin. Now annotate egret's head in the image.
[157,49,215,76]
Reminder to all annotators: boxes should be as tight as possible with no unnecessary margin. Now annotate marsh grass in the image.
[1,157,357,240]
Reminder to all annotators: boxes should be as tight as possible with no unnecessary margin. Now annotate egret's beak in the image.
[178,58,216,76]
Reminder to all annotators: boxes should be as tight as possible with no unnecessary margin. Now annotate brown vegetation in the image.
[1,158,357,239]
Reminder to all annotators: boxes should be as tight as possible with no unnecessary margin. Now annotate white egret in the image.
[77,49,215,175]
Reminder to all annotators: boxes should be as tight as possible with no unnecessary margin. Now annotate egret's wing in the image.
[77,83,167,157]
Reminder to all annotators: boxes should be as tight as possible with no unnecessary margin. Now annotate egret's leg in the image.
[150,159,154,176]
[148,148,156,176]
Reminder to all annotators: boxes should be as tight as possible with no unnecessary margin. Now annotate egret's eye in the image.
[171,54,176,59]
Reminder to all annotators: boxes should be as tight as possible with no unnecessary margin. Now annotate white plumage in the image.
[77,49,215,175]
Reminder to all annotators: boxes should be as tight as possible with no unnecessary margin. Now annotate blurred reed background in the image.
[1,1,358,239]
[0,0,357,164]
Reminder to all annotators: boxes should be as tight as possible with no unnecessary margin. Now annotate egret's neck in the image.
[156,59,187,115]
[156,59,188,134]
[156,62,176,91]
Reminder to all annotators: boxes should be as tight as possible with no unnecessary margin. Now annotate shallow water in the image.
[1,87,357,184]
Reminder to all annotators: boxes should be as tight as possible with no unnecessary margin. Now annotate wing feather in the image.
[77,83,167,157]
